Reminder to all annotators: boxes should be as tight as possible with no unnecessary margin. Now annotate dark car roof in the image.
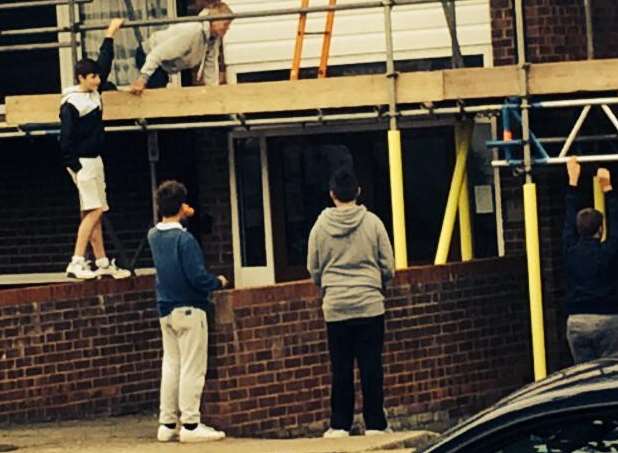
[425,358,618,452]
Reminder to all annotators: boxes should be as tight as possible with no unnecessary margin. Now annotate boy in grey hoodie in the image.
[130,2,233,95]
[307,168,395,438]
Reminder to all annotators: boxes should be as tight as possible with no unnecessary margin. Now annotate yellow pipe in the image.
[458,152,474,261]
[523,183,547,381]
[388,129,408,269]
[435,122,473,265]
[593,176,607,241]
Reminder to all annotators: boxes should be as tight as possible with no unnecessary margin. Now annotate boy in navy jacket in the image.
[148,180,228,443]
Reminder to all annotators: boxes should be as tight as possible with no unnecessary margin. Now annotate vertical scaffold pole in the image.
[67,0,78,81]
[516,0,547,381]
[458,138,473,261]
[384,0,407,269]
[594,177,607,241]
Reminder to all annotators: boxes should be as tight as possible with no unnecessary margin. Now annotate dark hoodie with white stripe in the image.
[59,38,114,173]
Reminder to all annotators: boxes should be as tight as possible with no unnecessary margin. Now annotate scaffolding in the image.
[3,0,618,380]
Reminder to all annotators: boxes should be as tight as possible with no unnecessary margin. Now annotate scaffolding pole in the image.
[0,0,460,38]
[0,0,92,10]
[383,0,408,270]
[515,0,547,382]
[593,176,606,241]
[0,42,73,52]
[492,154,618,167]
[435,120,473,264]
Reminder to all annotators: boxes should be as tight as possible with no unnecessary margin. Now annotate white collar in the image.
[155,222,185,231]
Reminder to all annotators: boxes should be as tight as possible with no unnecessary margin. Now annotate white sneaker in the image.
[323,428,350,438]
[179,424,225,443]
[95,259,131,279]
[365,428,393,436]
[157,424,179,442]
[66,260,96,280]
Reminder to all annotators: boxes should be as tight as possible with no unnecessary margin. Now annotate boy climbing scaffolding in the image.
[60,18,131,280]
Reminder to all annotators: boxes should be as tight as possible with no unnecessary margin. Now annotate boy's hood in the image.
[61,85,100,117]
[316,205,367,238]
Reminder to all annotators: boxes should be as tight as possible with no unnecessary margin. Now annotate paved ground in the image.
[0,415,438,453]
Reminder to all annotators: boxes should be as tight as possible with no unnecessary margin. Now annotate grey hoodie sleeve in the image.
[376,219,395,284]
[140,24,198,80]
[307,224,322,287]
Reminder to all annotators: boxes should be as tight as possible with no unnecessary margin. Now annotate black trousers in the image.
[135,45,169,89]
[326,314,387,431]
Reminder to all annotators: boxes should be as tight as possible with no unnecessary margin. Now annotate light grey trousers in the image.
[159,307,208,425]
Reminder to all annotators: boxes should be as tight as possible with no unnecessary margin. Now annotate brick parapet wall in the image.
[0,257,550,436]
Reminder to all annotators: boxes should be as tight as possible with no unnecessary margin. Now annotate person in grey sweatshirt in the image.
[307,167,395,438]
[129,2,233,95]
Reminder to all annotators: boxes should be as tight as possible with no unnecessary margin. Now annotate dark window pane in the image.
[235,138,266,267]
[0,4,60,101]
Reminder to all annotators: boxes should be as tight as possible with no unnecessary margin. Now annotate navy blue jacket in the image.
[563,186,618,315]
[147,224,221,317]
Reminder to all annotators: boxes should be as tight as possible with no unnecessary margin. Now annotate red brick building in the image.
[1,0,617,436]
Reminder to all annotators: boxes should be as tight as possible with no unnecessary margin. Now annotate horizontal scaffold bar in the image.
[492,154,618,168]
[0,0,459,37]
[0,0,91,10]
[7,58,618,126]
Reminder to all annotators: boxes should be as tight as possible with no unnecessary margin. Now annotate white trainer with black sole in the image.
[66,260,97,280]
[179,424,225,443]
[95,259,131,279]
[157,425,180,442]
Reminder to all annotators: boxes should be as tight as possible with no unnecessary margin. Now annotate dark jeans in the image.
[135,45,169,89]
[326,314,387,431]
[567,314,618,364]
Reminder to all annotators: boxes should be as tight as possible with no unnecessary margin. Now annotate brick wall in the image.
[195,130,234,281]
[491,0,588,66]
[0,257,558,436]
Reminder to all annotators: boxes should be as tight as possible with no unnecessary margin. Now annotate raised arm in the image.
[97,19,124,86]
[563,157,582,251]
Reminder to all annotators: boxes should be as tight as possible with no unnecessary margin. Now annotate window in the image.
[234,137,267,267]
[0,5,60,102]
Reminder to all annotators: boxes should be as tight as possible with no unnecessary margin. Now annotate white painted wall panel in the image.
[223,0,492,79]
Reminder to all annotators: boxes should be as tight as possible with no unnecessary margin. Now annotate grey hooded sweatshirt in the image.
[307,205,395,322]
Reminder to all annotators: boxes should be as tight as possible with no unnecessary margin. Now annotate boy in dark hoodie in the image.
[563,157,618,363]
[60,18,130,280]
[307,167,395,438]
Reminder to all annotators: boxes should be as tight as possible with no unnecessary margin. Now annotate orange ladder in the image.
[290,0,336,80]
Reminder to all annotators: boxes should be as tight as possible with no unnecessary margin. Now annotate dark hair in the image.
[576,208,603,237]
[329,167,359,203]
[156,180,187,217]
[74,58,102,80]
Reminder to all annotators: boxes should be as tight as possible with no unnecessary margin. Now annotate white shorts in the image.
[67,156,109,212]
